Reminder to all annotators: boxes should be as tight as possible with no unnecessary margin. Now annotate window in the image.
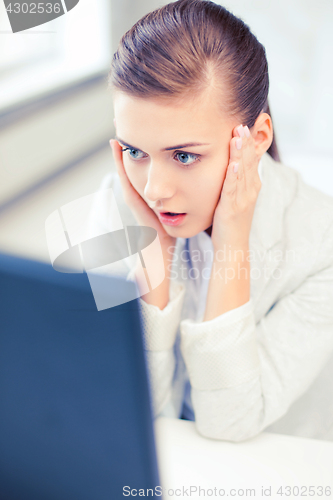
[0,0,112,112]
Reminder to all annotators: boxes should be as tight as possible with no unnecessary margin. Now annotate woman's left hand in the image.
[210,124,262,252]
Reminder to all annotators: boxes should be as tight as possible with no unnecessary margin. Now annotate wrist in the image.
[213,240,249,262]
[161,238,177,267]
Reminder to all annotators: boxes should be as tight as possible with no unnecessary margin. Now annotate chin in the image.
[169,226,207,240]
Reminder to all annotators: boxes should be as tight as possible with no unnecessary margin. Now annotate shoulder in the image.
[266,154,333,272]
[263,153,333,236]
[264,152,333,212]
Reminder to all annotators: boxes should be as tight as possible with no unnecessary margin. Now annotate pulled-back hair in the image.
[109,0,280,162]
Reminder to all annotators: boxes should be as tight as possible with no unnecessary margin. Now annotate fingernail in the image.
[244,126,251,138]
[233,163,239,173]
[237,125,245,138]
[236,138,242,150]
[109,139,114,149]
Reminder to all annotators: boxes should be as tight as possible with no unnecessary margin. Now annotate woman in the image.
[88,0,333,442]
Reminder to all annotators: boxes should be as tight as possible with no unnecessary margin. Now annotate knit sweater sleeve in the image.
[179,224,333,442]
[126,268,186,417]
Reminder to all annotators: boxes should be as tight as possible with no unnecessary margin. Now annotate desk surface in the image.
[154,417,333,500]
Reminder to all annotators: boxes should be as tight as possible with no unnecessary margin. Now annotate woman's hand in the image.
[109,139,176,252]
[210,124,262,252]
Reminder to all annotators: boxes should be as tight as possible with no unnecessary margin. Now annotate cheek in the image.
[123,162,142,190]
[198,165,227,211]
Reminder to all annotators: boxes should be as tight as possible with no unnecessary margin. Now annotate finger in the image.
[239,126,258,191]
[244,125,251,138]
[222,160,239,200]
[235,124,245,139]
[231,125,252,189]
[230,134,245,187]
[110,139,130,186]
[230,125,243,165]
[237,125,251,188]
[110,139,138,205]
[110,139,123,170]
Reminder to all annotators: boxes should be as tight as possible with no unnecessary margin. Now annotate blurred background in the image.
[0,0,332,262]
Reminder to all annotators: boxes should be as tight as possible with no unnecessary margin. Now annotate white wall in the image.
[0,0,114,207]
[215,0,333,195]
[0,80,113,206]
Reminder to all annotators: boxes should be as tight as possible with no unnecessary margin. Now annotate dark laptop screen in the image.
[0,252,161,500]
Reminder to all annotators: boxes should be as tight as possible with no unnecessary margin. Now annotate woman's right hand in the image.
[109,139,176,253]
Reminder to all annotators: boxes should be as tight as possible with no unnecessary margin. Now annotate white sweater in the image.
[87,152,333,443]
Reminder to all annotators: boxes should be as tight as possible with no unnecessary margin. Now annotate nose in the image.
[144,161,175,206]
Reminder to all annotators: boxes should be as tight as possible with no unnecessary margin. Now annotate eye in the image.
[174,151,201,167]
[121,147,201,168]
[121,147,146,160]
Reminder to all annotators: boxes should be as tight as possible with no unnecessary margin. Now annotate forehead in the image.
[113,90,231,141]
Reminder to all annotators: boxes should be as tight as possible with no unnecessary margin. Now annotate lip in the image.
[155,208,184,214]
[157,212,187,226]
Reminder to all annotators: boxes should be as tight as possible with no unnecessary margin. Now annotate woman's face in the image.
[113,89,238,239]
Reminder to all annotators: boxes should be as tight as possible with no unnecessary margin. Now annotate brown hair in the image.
[109,0,281,162]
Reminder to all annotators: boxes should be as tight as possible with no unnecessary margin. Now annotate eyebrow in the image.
[114,136,211,151]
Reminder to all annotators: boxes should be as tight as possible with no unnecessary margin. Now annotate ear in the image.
[251,113,273,159]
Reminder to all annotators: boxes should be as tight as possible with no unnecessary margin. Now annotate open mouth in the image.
[158,212,187,226]
[161,212,186,216]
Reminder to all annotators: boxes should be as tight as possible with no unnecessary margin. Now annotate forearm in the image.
[145,349,176,417]
[203,242,250,321]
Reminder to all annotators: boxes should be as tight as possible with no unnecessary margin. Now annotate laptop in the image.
[0,251,162,499]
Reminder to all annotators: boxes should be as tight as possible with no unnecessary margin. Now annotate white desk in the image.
[154,417,333,500]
